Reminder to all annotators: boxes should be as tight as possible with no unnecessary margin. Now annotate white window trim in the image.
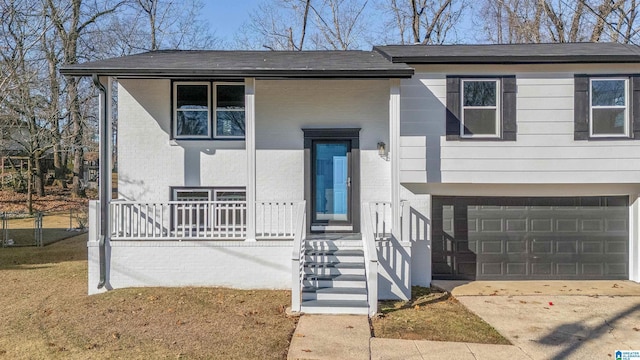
[589,78,629,138]
[214,83,246,139]
[460,79,501,139]
[171,187,247,202]
[173,81,212,139]
[172,188,213,201]
[213,188,247,201]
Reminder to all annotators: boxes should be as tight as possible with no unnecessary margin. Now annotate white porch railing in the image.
[290,201,307,313]
[109,200,303,240]
[369,201,392,240]
[256,201,298,239]
[361,203,379,316]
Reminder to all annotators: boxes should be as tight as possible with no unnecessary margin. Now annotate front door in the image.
[312,140,352,231]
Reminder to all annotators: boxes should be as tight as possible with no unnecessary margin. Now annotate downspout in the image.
[92,74,108,289]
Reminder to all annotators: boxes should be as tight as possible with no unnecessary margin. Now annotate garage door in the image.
[432,196,629,280]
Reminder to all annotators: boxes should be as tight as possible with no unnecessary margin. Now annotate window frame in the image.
[460,78,501,139]
[171,80,246,140]
[170,187,247,232]
[213,83,246,139]
[172,81,212,139]
[589,77,630,138]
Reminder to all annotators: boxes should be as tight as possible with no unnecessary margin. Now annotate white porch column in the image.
[245,78,256,241]
[390,79,401,241]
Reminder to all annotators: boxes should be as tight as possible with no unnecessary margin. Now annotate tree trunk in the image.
[68,77,85,198]
[34,155,44,196]
[27,159,33,214]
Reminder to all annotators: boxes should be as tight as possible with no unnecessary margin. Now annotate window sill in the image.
[170,138,246,145]
[446,134,516,141]
[583,136,634,141]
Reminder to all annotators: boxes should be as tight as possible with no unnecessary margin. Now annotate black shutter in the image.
[574,75,589,140]
[502,76,517,141]
[446,77,461,140]
[632,75,640,139]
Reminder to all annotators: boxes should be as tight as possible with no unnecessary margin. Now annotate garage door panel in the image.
[432,196,629,281]
[555,241,579,254]
[556,263,579,276]
[605,219,627,232]
[506,219,527,231]
[606,263,628,276]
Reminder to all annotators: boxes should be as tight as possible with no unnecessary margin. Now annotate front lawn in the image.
[0,235,297,359]
[371,286,510,345]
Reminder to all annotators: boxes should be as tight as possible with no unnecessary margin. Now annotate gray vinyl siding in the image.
[399,64,640,184]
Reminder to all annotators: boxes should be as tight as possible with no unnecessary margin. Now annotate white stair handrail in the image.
[362,203,379,317]
[290,201,307,313]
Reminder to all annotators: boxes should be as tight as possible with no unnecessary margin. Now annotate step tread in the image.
[303,274,366,281]
[304,262,365,269]
[302,287,367,295]
[305,249,364,256]
[301,299,369,308]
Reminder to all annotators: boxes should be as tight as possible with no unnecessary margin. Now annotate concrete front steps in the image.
[300,238,370,315]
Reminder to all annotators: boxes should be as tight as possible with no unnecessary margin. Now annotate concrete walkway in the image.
[287,314,528,360]
[288,314,370,360]
[435,280,640,360]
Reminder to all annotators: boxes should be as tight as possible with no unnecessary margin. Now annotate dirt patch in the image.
[0,235,298,359]
[371,286,510,345]
[0,187,93,214]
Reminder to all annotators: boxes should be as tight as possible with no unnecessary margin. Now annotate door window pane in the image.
[314,142,348,222]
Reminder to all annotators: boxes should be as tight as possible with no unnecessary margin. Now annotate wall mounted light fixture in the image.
[377,141,386,158]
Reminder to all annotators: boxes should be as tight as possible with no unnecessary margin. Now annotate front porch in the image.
[88,200,411,316]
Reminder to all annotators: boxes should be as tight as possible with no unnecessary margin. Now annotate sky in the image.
[198,0,478,48]
[201,1,263,43]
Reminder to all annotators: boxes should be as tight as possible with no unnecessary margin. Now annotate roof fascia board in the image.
[58,68,415,78]
[380,55,640,64]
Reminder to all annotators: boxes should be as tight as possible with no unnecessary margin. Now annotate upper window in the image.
[461,79,500,138]
[173,82,245,139]
[174,82,211,138]
[590,78,629,137]
[215,84,245,138]
[446,76,517,141]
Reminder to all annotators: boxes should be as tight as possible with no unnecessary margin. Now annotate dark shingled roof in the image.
[59,50,414,78]
[374,42,640,64]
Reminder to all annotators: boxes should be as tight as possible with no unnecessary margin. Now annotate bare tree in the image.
[245,0,370,50]
[245,0,312,50]
[478,0,635,44]
[308,0,370,50]
[45,0,125,197]
[380,0,468,45]
[0,0,53,211]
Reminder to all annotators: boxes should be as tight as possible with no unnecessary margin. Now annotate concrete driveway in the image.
[433,280,640,360]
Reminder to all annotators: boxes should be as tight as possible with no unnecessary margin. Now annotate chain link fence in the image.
[1,209,88,247]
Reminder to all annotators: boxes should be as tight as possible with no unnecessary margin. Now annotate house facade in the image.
[61,43,640,316]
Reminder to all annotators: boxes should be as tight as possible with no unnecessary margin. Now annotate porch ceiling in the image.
[59,50,414,79]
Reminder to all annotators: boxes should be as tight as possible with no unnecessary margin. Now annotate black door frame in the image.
[303,128,360,233]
